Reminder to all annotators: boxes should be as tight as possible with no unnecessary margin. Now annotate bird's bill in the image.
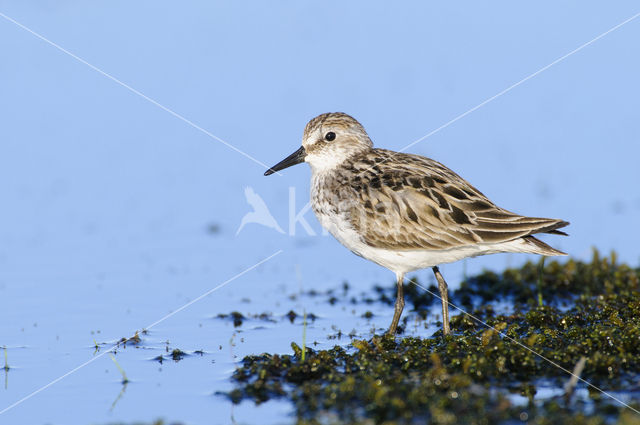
[264,146,306,176]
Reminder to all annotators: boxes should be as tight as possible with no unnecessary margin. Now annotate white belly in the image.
[314,209,529,276]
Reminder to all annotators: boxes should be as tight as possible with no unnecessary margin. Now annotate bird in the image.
[236,186,285,235]
[264,112,569,335]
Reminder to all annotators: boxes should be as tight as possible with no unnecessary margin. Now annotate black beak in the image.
[264,146,306,176]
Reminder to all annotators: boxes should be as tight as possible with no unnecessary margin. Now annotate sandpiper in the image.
[265,112,569,335]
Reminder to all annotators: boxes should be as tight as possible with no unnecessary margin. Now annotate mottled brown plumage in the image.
[326,148,568,254]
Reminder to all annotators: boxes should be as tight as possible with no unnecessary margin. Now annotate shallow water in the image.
[0,256,444,424]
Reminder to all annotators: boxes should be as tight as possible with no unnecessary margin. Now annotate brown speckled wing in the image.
[343,149,569,251]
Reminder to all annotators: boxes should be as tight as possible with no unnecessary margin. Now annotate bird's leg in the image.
[387,273,405,335]
[432,266,451,336]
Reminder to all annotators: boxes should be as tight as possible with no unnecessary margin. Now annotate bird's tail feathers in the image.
[520,235,567,256]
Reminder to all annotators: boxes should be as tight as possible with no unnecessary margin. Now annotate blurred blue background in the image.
[1,1,639,424]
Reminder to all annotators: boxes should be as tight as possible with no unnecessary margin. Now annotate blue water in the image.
[1,1,639,424]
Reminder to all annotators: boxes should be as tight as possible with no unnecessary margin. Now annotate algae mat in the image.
[230,252,640,424]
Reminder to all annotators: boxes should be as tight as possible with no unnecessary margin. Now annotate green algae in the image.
[455,250,639,309]
[229,251,640,424]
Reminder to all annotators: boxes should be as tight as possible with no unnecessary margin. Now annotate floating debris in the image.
[171,349,186,362]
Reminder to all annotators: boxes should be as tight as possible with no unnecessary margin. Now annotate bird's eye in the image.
[325,132,336,141]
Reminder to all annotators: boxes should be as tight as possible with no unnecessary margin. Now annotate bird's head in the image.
[264,112,373,176]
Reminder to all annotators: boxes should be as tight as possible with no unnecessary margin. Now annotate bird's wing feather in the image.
[343,149,568,251]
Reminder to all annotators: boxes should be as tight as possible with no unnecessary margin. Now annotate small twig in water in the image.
[110,354,129,384]
[108,353,130,411]
[301,309,308,363]
[564,356,587,401]
[536,256,546,307]
[3,347,8,372]
[295,264,307,363]
[3,346,8,389]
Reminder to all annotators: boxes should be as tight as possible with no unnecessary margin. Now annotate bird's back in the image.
[312,148,568,258]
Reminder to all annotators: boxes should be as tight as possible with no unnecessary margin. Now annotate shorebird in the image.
[264,112,569,335]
